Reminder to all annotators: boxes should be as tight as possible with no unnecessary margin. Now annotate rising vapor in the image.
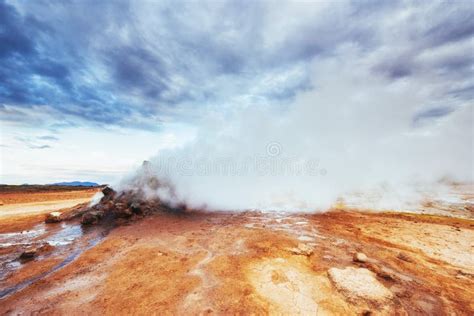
[119,46,473,211]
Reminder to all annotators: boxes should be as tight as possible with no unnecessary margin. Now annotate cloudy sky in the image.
[0,0,473,186]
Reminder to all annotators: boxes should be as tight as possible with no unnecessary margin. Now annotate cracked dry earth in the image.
[1,209,473,315]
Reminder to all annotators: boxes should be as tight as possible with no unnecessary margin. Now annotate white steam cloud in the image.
[119,45,473,212]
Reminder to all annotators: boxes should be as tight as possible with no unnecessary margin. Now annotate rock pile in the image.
[80,185,175,226]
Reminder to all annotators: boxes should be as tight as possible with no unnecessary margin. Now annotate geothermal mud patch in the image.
[0,184,473,314]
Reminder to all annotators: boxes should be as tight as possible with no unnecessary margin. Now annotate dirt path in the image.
[0,210,472,315]
[0,187,99,204]
[0,198,94,219]
[0,188,98,232]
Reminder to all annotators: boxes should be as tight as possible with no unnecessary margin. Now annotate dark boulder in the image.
[114,206,133,218]
[102,186,115,197]
[100,186,116,204]
[130,202,142,214]
[19,248,37,260]
[81,210,104,225]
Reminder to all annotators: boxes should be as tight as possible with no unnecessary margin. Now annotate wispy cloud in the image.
[28,144,51,150]
[15,136,53,149]
[413,106,455,125]
[37,135,59,141]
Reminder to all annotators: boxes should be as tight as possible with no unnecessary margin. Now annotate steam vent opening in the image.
[1,1,473,314]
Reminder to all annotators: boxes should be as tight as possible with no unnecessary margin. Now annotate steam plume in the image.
[119,47,473,212]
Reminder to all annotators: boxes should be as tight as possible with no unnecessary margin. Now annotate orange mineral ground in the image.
[0,187,473,315]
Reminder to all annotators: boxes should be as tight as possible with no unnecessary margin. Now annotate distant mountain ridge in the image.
[51,181,99,187]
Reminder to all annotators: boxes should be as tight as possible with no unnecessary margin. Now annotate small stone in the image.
[290,243,314,256]
[457,269,473,277]
[114,203,126,210]
[45,211,62,223]
[130,202,142,214]
[38,243,54,253]
[19,248,37,260]
[353,252,368,263]
[397,252,412,262]
[114,206,133,218]
[81,210,104,225]
[376,267,396,281]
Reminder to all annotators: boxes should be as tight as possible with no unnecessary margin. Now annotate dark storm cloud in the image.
[32,60,71,87]
[0,1,35,57]
[0,0,472,129]
[0,0,143,127]
[0,1,74,101]
[106,46,171,102]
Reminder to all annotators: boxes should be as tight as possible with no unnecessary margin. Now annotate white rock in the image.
[353,252,368,263]
[289,243,314,256]
[45,211,62,223]
[328,267,393,302]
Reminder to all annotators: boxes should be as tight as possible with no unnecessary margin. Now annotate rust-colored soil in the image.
[1,209,473,315]
[0,187,98,224]
[0,188,98,205]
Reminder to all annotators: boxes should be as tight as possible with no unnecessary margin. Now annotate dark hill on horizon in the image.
[51,181,99,187]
